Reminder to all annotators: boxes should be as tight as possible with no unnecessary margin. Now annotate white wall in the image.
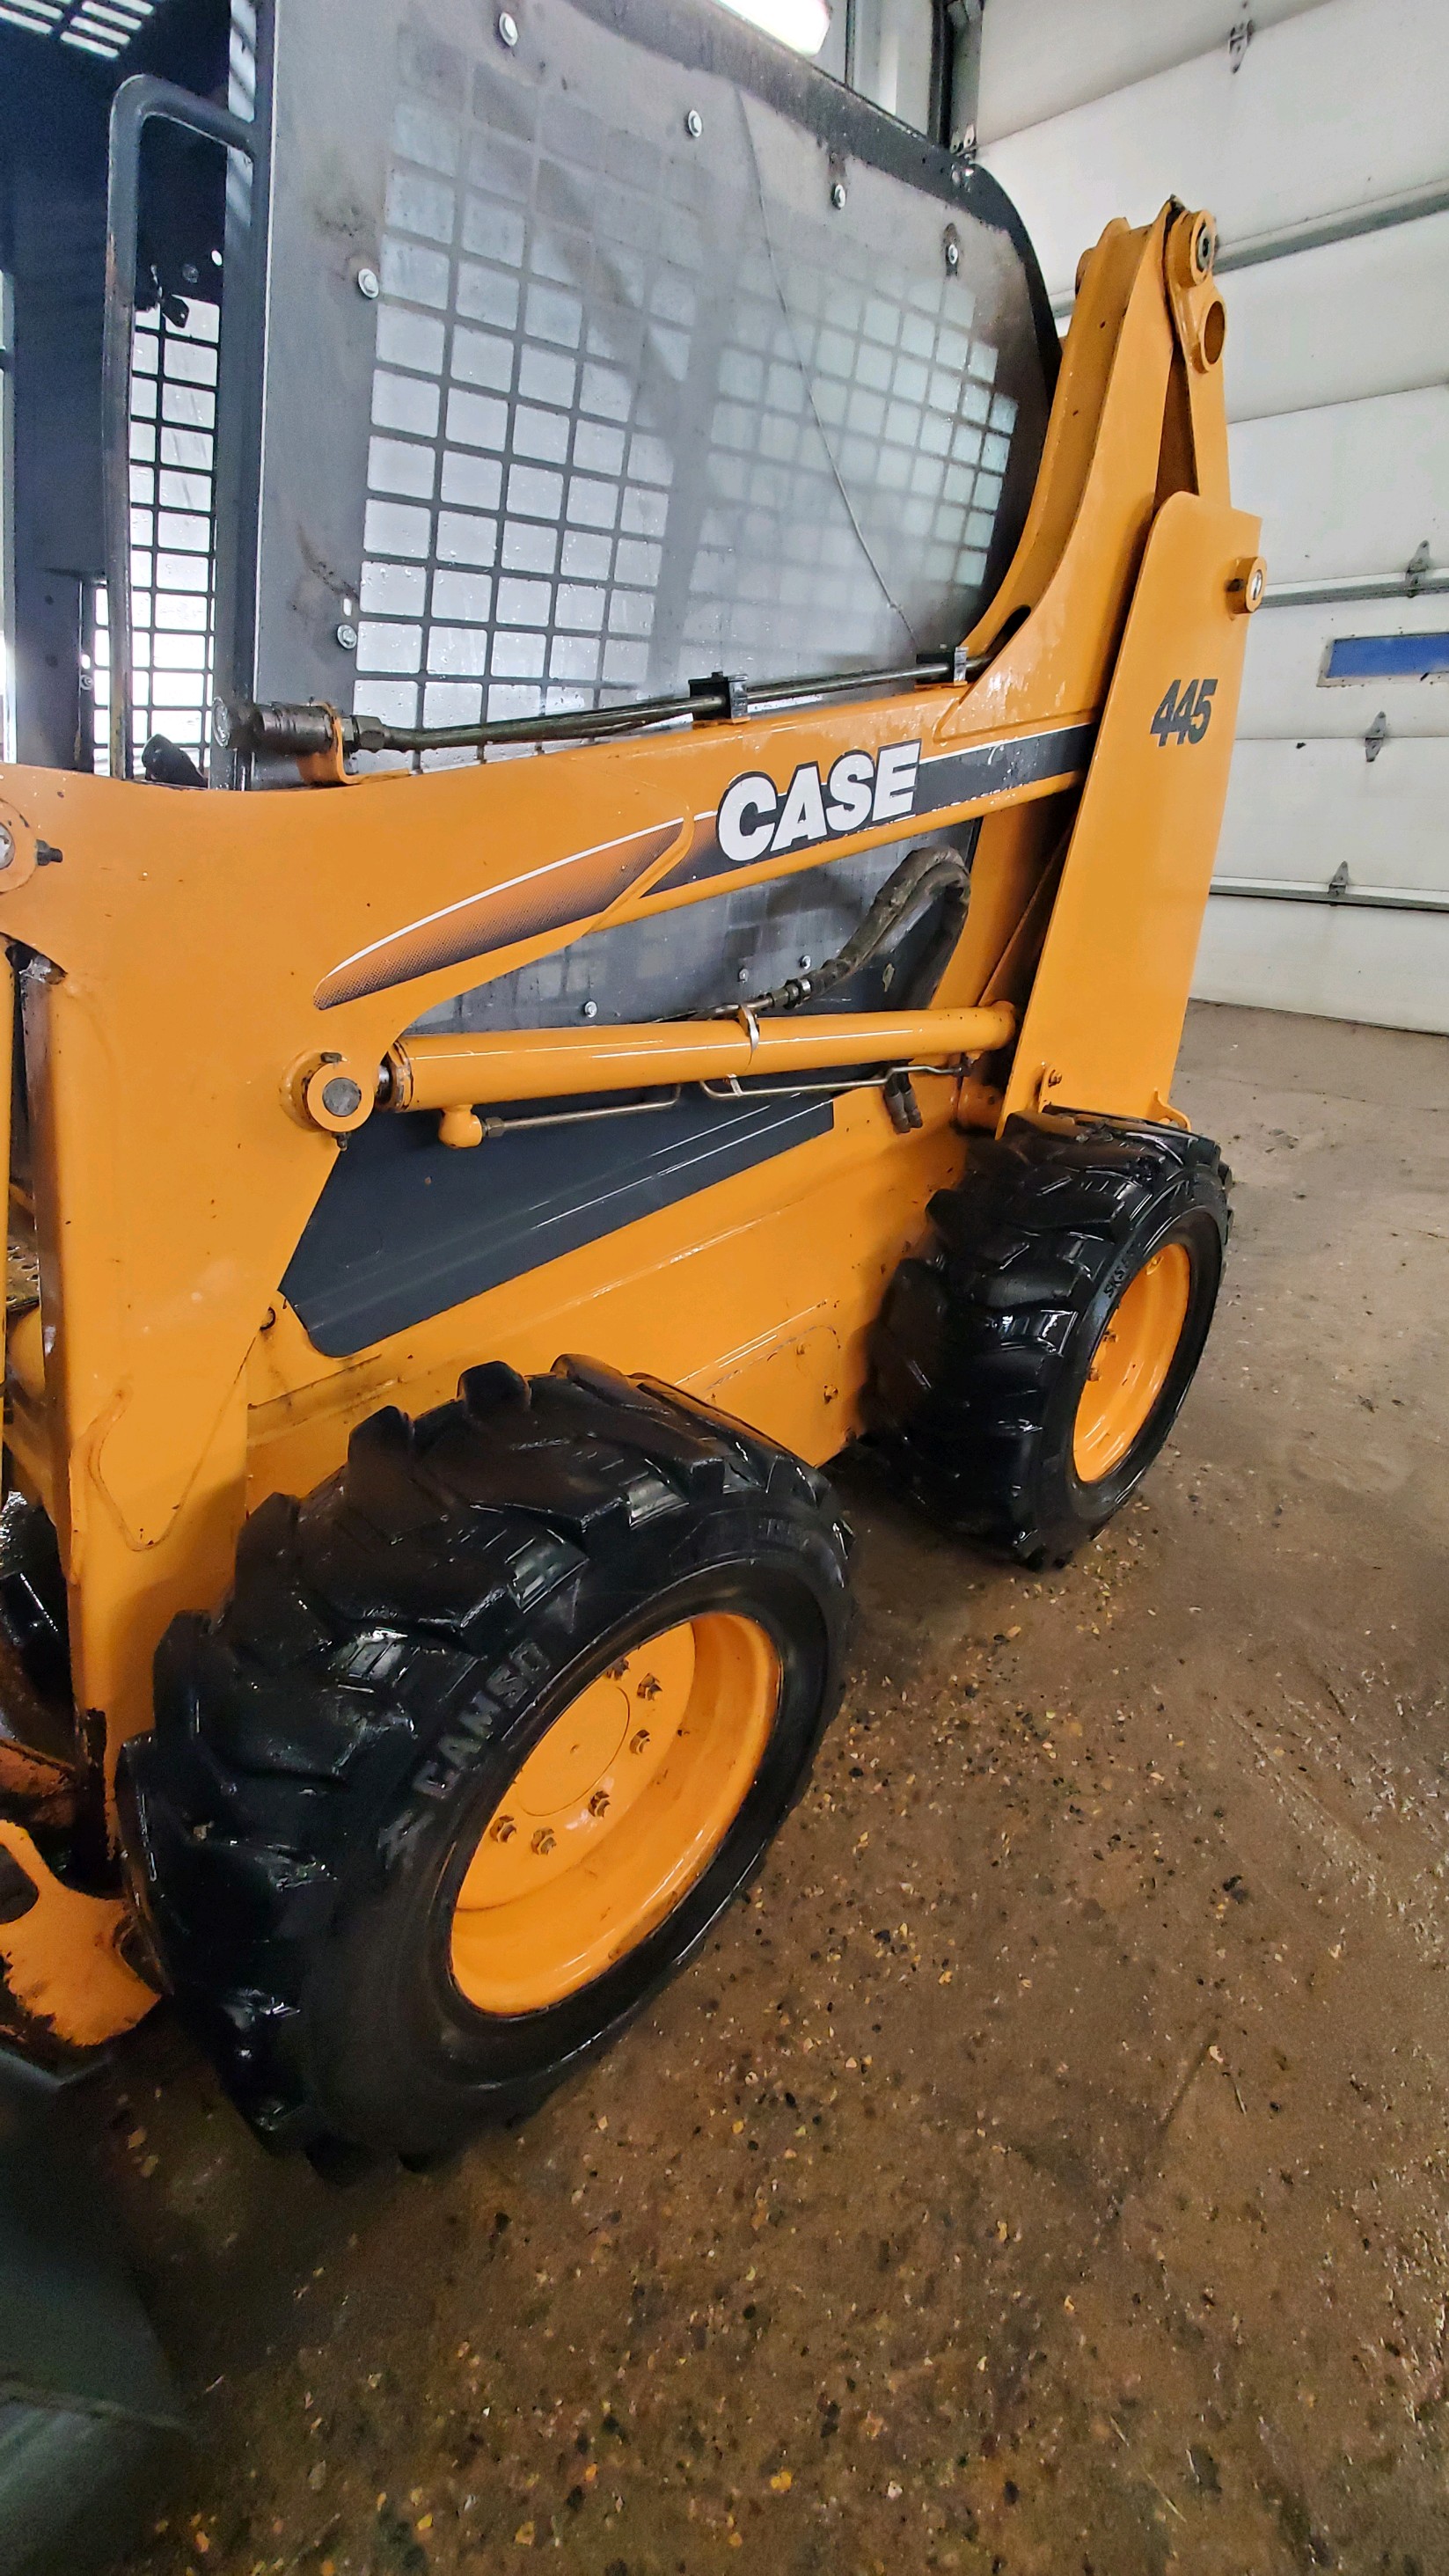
[978,0,1449,1033]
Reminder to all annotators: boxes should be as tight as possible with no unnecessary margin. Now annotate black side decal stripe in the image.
[911,719,1097,820]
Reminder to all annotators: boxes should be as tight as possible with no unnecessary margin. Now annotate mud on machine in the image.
[0,0,1261,2173]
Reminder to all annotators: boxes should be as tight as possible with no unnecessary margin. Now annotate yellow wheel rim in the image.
[1072,1242,1192,1483]
[449,1614,779,2016]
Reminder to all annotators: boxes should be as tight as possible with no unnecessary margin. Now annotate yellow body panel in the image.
[0,1821,155,2050]
[244,1080,970,1498]
[1004,490,1262,1124]
[0,204,1260,2047]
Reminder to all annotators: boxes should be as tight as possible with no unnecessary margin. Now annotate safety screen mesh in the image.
[0,0,160,57]
[353,34,1020,759]
[92,298,219,775]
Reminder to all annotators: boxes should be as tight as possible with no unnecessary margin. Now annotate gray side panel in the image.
[0,2054,179,2428]
[253,0,390,704]
[282,1084,835,1358]
[0,2051,187,2576]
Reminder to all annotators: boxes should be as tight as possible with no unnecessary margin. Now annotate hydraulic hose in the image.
[722,841,972,1019]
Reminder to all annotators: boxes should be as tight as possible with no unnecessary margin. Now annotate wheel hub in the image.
[1073,1242,1192,1483]
[450,1614,779,2016]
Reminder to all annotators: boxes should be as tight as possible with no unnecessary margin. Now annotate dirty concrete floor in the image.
[100,999,1449,2576]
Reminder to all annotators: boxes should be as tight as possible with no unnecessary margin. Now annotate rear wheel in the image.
[867,1116,1230,1564]
[1072,1240,1192,1482]
[119,1358,852,2163]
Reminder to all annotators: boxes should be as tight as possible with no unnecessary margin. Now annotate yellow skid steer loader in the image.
[0,0,1259,2199]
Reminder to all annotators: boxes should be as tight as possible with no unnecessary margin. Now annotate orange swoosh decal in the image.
[314,819,685,1009]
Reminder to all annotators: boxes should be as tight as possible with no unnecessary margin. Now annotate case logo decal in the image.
[716,741,922,866]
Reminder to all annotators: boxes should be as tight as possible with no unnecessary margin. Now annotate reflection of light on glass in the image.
[712,0,831,57]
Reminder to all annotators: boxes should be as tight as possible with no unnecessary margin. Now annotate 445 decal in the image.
[1151,677,1218,746]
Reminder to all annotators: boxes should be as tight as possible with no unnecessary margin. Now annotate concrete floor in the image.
[100,999,1449,2576]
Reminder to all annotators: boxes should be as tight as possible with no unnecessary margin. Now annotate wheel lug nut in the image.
[629,1730,651,1756]
[491,1814,516,1843]
[531,1827,556,1855]
[636,1673,662,1700]
[588,1789,611,1818]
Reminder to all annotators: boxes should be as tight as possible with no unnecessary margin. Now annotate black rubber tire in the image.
[118,1358,852,2163]
[866,1115,1231,1566]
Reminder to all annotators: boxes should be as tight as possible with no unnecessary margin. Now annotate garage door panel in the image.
[984,0,1445,1033]
[977,0,1320,149]
[1229,388,1449,581]
[1217,737,1449,893]
[1238,597,1449,742]
[984,71,1226,296]
[984,0,1449,298]
[1193,893,1449,1033]
[1225,215,1449,424]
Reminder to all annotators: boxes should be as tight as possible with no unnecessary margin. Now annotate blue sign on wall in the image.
[1322,632,1449,683]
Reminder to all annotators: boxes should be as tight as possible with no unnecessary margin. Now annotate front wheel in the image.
[120,1358,852,2163]
[866,1115,1231,1564]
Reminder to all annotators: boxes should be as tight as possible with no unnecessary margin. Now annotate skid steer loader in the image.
[0,0,1261,2191]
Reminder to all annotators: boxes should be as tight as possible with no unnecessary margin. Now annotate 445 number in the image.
[1151,677,1218,746]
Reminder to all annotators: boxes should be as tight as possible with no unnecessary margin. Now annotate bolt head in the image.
[1247,564,1264,607]
[335,621,359,652]
[582,999,598,1020]
[320,1074,364,1119]
[531,1826,556,1855]
[355,266,381,301]
[497,8,519,42]
[588,1790,611,1818]
[685,107,703,138]
[830,180,846,210]
[491,1814,517,1844]
[0,823,13,873]
[629,1730,651,1757]
[945,239,960,271]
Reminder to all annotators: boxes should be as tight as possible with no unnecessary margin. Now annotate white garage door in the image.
[977,0,1449,1034]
